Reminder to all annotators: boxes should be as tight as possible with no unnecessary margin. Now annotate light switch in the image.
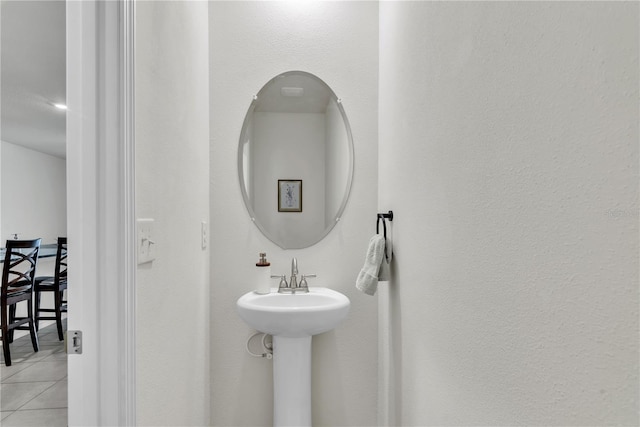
[137,218,156,264]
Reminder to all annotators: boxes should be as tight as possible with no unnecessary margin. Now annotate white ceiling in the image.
[1,0,66,159]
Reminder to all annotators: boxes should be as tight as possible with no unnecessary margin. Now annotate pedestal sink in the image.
[237,287,350,427]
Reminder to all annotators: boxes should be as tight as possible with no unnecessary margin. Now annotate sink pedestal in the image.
[273,336,312,427]
[236,287,350,427]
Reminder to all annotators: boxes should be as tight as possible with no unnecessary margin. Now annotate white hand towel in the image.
[356,235,386,296]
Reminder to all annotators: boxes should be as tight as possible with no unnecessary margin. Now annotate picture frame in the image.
[278,180,302,212]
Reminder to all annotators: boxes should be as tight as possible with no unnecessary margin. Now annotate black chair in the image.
[1,238,41,366]
[35,237,67,341]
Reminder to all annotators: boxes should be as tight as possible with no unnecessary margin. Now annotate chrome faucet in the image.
[290,257,298,289]
[274,258,313,293]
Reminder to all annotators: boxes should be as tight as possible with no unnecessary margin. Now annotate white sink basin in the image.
[236,287,350,337]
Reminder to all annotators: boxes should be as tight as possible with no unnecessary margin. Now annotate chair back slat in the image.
[2,239,41,296]
[54,237,68,284]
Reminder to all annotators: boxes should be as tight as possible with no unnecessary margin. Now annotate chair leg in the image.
[2,306,11,367]
[2,330,11,366]
[55,291,64,341]
[27,298,39,353]
[35,290,41,331]
[8,304,16,343]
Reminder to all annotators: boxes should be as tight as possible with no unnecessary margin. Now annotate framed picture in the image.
[278,180,302,212]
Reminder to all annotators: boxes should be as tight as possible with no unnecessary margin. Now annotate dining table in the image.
[0,243,58,263]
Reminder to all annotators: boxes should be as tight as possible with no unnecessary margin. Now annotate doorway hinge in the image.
[66,330,83,354]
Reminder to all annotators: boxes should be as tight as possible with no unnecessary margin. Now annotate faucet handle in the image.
[298,274,316,293]
[272,274,293,293]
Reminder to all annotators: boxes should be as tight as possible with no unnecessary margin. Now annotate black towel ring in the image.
[376,211,394,261]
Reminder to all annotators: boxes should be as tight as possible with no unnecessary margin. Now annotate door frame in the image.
[66,0,136,425]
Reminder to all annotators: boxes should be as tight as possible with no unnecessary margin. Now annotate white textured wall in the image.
[135,2,210,425]
[1,141,65,313]
[0,142,2,243]
[1,141,66,243]
[210,2,378,426]
[379,2,639,426]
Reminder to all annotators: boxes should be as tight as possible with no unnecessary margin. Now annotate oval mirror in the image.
[238,71,354,249]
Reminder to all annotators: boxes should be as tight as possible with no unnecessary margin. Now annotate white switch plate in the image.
[137,218,156,264]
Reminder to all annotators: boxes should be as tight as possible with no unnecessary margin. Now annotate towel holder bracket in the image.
[376,211,394,262]
[377,211,393,222]
[376,211,394,235]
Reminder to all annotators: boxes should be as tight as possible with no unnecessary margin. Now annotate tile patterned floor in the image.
[0,320,67,426]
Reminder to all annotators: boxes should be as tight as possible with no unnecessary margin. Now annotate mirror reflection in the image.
[239,71,354,249]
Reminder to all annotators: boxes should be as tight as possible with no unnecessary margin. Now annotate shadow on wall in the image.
[235,345,274,426]
[389,255,403,427]
[312,331,347,425]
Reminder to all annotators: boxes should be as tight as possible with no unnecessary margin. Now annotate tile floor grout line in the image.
[15,378,63,411]
[0,319,67,425]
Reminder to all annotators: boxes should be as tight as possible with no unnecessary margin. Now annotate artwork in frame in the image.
[278,180,302,212]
